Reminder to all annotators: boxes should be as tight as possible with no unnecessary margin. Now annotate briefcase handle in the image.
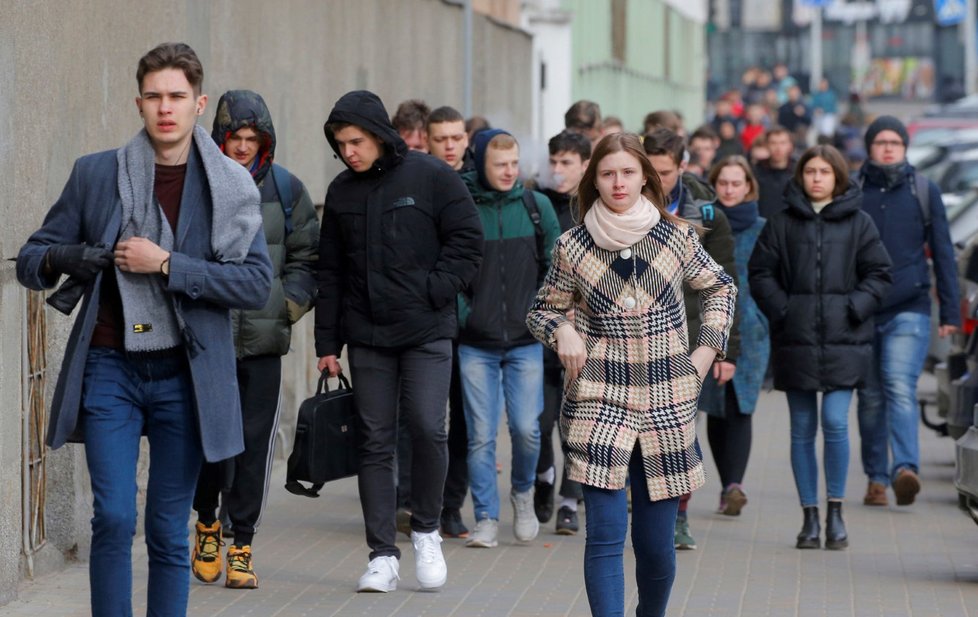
[317,370,352,395]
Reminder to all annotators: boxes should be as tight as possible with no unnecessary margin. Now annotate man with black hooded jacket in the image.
[190,90,319,590]
[316,90,483,593]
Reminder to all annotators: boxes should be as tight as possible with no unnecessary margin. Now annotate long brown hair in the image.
[576,132,675,224]
[708,155,760,202]
[794,144,850,198]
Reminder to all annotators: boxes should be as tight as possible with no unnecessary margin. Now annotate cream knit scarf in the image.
[584,194,660,251]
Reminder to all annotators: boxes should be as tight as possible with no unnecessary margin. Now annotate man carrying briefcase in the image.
[316,90,483,593]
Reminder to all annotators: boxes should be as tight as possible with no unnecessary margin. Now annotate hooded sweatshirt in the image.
[315,90,484,356]
[458,129,561,349]
[211,90,320,358]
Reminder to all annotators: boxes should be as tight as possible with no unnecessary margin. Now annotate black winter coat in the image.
[748,182,891,391]
[754,159,795,219]
[315,91,484,356]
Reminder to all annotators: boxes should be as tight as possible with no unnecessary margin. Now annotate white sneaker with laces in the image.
[411,530,447,590]
[511,489,540,542]
[356,555,399,593]
[465,518,499,548]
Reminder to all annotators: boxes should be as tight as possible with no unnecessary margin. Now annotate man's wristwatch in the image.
[160,256,170,277]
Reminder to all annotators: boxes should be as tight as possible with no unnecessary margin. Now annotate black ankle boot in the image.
[825,501,848,550]
[796,506,820,549]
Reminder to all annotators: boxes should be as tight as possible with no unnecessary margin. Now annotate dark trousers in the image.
[193,354,283,546]
[443,341,469,511]
[538,364,583,500]
[396,342,470,513]
[706,385,752,489]
[349,339,452,560]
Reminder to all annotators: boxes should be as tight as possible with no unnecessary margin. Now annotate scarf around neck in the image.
[114,125,262,353]
[584,194,660,251]
[722,200,759,232]
[862,159,909,191]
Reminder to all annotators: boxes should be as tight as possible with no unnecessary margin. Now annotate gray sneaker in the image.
[511,489,540,542]
[465,518,498,548]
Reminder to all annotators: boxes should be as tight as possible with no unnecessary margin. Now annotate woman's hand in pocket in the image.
[555,323,587,382]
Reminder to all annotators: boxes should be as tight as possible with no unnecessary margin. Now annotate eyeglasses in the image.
[871,140,904,149]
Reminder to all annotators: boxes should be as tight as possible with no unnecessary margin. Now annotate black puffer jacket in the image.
[748,182,891,391]
[315,91,484,356]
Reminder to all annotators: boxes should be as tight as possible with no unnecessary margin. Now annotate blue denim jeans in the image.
[581,446,679,617]
[857,311,931,484]
[459,343,543,521]
[82,348,203,617]
[786,389,853,506]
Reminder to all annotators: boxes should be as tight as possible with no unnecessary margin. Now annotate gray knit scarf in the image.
[115,124,261,353]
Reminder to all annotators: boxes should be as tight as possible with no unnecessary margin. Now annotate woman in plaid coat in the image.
[527,133,736,617]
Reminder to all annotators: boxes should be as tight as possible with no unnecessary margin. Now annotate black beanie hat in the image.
[864,115,909,152]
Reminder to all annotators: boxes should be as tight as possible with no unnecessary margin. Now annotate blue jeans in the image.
[459,343,543,521]
[786,389,853,506]
[581,446,679,617]
[857,311,931,484]
[83,348,203,617]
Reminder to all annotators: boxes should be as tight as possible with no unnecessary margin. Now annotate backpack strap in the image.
[521,190,546,283]
[271,163,295,235]
[911,171,931,230]
[699,202,716,227]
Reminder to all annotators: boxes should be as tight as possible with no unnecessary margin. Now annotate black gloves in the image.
[45,244,113,281]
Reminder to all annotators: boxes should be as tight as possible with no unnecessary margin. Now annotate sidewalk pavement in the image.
[2,381,978,617]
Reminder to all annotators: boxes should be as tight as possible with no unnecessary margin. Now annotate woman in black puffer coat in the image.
[749,144,891,552]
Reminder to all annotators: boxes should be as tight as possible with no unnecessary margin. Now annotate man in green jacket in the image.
[191,89,319,589]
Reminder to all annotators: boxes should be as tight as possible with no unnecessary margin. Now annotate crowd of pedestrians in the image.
[15,46,963,617]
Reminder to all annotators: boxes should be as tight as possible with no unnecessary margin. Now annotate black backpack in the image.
[521,190,548,285]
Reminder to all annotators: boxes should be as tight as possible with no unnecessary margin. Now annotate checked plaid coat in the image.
[527,219,736,501]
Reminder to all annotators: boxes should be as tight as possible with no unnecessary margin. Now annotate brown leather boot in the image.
[863,481,888,506]
[893,468,921,506]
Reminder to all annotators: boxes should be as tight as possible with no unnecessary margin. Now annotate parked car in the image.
[921,149,978,211]
[909,129,978,173]
[953,237,978,525]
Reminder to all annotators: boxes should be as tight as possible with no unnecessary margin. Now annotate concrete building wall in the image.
[0,0,532,604]
[563,0,708,133]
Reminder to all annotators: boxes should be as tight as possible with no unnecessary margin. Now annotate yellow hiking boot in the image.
[191,520,223,583]
[226,545,259,589]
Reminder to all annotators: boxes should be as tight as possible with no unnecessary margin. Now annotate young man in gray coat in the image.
[16,43,271,616]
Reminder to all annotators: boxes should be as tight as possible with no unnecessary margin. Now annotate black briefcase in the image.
[285,371,361,498]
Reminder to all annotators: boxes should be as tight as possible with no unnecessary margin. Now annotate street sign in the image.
[935,0,967,26]
[800,0,833,6]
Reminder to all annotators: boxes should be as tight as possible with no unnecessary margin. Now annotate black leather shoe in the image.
[555,506,579,535]
[534,480,555,523]
[825,501,848,550]
[796,506,820,549]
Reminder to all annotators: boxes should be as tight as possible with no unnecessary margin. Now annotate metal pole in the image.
[810,6,823,93]
[463,0,473,117]
[966,0,977,96]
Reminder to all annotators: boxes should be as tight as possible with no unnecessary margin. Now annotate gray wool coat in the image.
[17,145,272,462]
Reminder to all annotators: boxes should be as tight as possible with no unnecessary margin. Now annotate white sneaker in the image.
[511,489,540,542]
[411,530,447,590]
[465,518,499,548]
[356,555,399,593]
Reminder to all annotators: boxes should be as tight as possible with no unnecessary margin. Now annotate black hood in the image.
[783,181,862,221]
[211,89,276,183]
[323,90,407,174]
